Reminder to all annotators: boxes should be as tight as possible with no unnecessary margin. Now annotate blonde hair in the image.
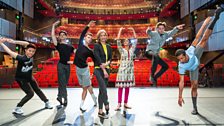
[96,29,108,43]
[156,22,167,28]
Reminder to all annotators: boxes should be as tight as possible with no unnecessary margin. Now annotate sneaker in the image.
[215,5,224,17]
[45,101,53,109]
[80,107,86,113]
[12,107,24,115]
[93,96,97,107]
[98,112,108,119]
[191,109,199,115]
[57,97,63,105]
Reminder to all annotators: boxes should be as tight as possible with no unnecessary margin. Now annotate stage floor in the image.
[0,87,224,126]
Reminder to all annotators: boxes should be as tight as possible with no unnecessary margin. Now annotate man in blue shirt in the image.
[175,6,224,115]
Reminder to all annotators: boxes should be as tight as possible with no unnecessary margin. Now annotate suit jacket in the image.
[93,42,112,67]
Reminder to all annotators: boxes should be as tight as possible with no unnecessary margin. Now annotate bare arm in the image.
[116,27,124,53]
[178,75,185,97]
[51,20,60,46]
[128,27,138,52]
[178,75,185,107]
[0,38,18,58]
[117,27,124,39]
[128,27,136,38]
[117,39,123,54]
[191,17,212,47]
[6,38,29,47]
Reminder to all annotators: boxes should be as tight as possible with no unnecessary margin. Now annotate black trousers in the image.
[16,77,48,107]
[145,51,168,79]
[57,62,70,99]
[94,68,109,109]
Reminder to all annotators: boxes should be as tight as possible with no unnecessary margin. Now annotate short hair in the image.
[156,22,167,28]
[26,43,36,49]
[96,29,108,42]
[85,32,93,37]
[175,49,186,57]
[59,30,67,36]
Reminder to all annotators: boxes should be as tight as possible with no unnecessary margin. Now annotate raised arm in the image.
[130,39,138,53]
[128,27,137,52]
[79,20,96,46]
[191,17,212,47]
[128,27,136,38]
[51,20,60,46]
[117,27,124,39]
[0,38,18,58]
[146,26,154,37]
[116,27,125,53]
[6,38,29,47]
[117,39,123,54]
[166,24,185,38]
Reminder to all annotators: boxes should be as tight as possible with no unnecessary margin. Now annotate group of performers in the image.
[0,5,223,119]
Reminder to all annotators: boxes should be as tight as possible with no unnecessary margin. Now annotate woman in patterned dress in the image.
[115,27,137,111]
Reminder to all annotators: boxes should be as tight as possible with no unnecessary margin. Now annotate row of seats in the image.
[32,58,190,87]
[1,57,192,88]
[53,23,153,39]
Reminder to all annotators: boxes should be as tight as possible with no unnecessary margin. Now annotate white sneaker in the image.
[12,107,24,115]
[45,101,53,109]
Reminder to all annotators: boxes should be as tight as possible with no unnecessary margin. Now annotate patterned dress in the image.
[115,39,137,88]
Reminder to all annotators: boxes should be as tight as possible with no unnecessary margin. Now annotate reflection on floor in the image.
[0,87,224,125]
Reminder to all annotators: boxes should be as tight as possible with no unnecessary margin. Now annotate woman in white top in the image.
[115,27,137,111]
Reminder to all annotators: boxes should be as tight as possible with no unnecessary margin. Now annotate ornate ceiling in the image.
[36,0,178,20]
[59,0,153,9]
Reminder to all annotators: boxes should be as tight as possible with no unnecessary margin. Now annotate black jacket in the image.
[93,42,112,67]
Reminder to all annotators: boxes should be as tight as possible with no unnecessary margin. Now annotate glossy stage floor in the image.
[0,87,224,126]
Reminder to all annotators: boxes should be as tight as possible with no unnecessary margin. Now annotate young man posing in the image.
[0,37,53,115]
[175,6,224,115]
[52,21,75,106]
[145,22,185,86]
[72,20,97,112]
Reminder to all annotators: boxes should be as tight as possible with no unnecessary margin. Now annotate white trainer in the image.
[12,107,24,115]
[45,101,53,109]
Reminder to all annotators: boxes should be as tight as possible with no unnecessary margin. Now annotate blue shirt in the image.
[178,46,199,74]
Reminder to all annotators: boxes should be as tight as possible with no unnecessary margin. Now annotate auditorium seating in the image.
[1,56,197,88]
[51,23,153,39]
[27,57,190,88]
